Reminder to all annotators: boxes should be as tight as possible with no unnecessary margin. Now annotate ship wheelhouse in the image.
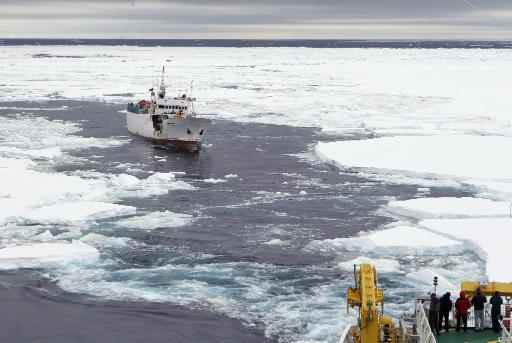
[154,97,192,117]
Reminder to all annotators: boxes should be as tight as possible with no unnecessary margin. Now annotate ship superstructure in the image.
[126,67,205,151]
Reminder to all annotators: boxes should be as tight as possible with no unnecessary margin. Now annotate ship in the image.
[340,263,512,343]
[126,67,205,151]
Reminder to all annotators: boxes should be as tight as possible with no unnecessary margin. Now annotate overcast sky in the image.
[1,0,512,39]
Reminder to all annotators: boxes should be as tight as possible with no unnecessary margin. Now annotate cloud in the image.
[0,0,511,38]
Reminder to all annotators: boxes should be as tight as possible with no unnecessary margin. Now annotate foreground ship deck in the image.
[340,264,512,343]
[436,329,499,343]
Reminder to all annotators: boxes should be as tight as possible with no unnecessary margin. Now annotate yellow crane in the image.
[343,264,512,343]
[347,263,396,343]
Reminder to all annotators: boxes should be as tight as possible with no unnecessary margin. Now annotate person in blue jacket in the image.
[438,292,453,332]
[490,291,504,333]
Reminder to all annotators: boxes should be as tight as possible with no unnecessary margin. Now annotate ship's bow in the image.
[165,117,206,151]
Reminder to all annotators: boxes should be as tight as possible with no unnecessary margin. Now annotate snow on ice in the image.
[2,47,512,138]
[420,218,512,282]
[116,211,194,230]
[0,241,99,270]
[316,134,512,282]
[388,197,511,219]
[0,112,195,272]
[308,226,463,256]
[315,135,512,196]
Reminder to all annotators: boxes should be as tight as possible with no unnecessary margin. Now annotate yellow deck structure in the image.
[341,264,512,343]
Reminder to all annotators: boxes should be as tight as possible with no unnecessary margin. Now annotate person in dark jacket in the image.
[455,291,471,332]
[438,292,453,332]
[471,288,487,331]
[490,291,504,332]
[429,293,440,336]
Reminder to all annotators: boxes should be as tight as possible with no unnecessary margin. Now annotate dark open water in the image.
[0,101,474,342]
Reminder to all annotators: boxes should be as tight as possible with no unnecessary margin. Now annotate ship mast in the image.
[158,66,166,99]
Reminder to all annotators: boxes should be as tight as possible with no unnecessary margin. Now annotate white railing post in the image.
[498,318,512,343]
[415,302,437,343]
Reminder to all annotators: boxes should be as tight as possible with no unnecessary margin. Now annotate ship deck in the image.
[435,329,500,343]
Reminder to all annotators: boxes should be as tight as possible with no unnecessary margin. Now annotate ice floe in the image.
[308,226,462,256]
[316,134,512,283]
[202,178,227,184]
[264,238,288,246]
[385,198,512,282]
[79,233,131,248]
[0,241,99,270]
[103,172,195,199]
[0,115,126,159]
[420,218,512,281]
[116,211,194,230]
[316,135,512,196]
[18,202,136,225]
[388,197,511,219]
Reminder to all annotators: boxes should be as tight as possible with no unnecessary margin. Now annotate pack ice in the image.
[0,113,194,271]
[316,135,512,283]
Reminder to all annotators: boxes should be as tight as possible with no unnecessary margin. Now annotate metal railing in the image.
[415,303,437,343]
[420,301,512,330]
[498,318,512,343]
[339,325,355,343]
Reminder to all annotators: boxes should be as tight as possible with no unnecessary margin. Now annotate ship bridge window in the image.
[158,105,165,109]
[184,107,187,110]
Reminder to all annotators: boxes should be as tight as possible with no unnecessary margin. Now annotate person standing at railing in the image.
[490,291,504,333]
[455,291,471,332]
[429,293,440,336]
[472,288,487,331]
[439,292,453,333]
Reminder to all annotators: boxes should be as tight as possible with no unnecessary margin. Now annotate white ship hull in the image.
[127,112,205,151]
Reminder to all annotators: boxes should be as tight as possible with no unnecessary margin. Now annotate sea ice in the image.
[316,134,512,282]
[203,178,227,184]
[103,172,195,199]
[0,241,99,270]
[3,46,512,139]
[116,211,194,230]
[308,226,462,256]
[388,197,511,219]
[264,238,288,246]
[80,233,130,248]
[420,218,512,282]
[316,136,512,195]
[20,202,136,225]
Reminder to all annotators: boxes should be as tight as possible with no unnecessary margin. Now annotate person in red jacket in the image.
[455,291,471,332]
